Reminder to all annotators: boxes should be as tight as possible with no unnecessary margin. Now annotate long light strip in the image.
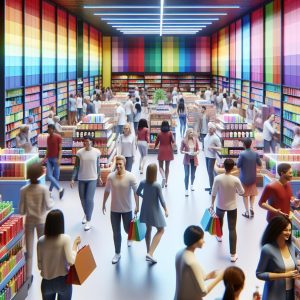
[165,13,227,16]
[112,25,206,28]
[107,22,212,25]
[165,5,239,9]
[122,32,197,34]
[120,29,201,32]
[160,0,164,36]
[95,13,227,16]
[101,18,219,21]
[84,5,239,9]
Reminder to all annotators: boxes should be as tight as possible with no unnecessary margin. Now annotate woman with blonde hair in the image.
[180,128,200,196]
[137,163,168,264]
[16,125,32,153]
[117,123,136,171]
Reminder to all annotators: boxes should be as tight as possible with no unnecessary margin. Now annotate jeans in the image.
[184,160,197,190]
[216,207,237,255]
[286,289,294,300]
[47,158,60,191]
[200,133,206,150]
[134,122,139,133]
[78,180,97,222]
[125,156,134,172]
[77,108,82,121]
[25,223,44,279]
[264,139,276,153]
[110,211,132,254]
[116,125,124,138]
[179,115,187,137]
[41,276,72,300]
[205,157,216,190]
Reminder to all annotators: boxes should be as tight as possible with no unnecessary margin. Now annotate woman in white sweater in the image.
[175,226,223,300]
[37,210,81,300]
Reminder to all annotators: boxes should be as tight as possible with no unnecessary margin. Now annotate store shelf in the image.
[0,230,24,260]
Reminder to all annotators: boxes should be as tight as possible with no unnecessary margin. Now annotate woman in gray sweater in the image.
[137,163,168,264]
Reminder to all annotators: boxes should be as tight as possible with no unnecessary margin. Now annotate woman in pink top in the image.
[180,128,200,196]
[154,120,175,188]
[137,119,150,174]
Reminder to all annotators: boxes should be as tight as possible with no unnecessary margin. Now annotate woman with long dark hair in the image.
[137,118,149,174]
[177,99,187,138]
[133,98,142,133]
[256,216,299,300]
[222,266,245,300]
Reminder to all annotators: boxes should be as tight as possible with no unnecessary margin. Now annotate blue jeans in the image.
[47,158,60,191]
[110,211,132,254]
[77,108,82,120]
[184,160,197,190]
[78,180,97,222]
[116,125,124,138]
[200,133,206,150]
[264,139,276,153]
[41,276,72,300]
[179,115,187,137]
[205,157,216,190]
[125,156,134,172]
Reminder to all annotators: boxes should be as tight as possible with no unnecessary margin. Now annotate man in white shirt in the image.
[115,102,126,137]
[263,114,277,153]
[102,155,139,264]
[203,122,222,194]
[211,158,244,262]
[134,87,140,99]
[204,88,211,101]
[124,94,134,123]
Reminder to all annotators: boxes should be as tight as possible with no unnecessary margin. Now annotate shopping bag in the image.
[134,219,146,241]
[200,208,212,231]
[215,217,222,237]
[66,245,96,285]
[201,208,222,237]
[128,219,137,241]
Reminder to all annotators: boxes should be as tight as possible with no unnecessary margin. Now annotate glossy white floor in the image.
[27,131,267,300]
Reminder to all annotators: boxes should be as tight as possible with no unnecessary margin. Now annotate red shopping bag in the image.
[128,219,137,241]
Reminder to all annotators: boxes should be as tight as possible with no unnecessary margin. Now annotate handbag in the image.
[66,245,96,285]
[200,208,222,237]
[128,217,146,241]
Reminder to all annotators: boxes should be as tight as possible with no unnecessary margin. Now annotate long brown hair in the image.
[222,267,245,300]
[146,164,157,184]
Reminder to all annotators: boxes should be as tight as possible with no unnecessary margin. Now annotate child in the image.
[19,162,54,282]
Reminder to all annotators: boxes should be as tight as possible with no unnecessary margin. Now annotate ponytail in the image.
[222,266,245,300]
[222,283,235,300]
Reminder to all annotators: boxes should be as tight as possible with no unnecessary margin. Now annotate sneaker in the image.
[165,183,168,188]
[230,254,238,262]
[216,236,222,242]
[127,240,133,247]
[84,222,91,231]
[191,185,195,191]
[161,178,166,188]
[59,188,64,200]
[185,190,189,197]
[242,211,250,219]
[82,216,87,224]
[250,208,254,218]
[146,254,157,264]
[112,254,121,264]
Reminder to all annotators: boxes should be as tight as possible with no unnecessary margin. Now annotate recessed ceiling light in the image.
[160,0,164,36]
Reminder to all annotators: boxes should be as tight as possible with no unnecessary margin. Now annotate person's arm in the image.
[132,135,136,158]
[157,184,168,217]
[97,154,102,185]
[209,136,222,151]
[265,121,275,135]
[136,181,144,198]
[154,134,160,149]
[146,128,150,144]
[256,154,262,167]
[57,138,62,165]
[116,135,122,155]
[131,175,139,214]
[44,187,54,210]
[64,235,80,266]
[70,156,80,188]
[37,240,42,270]
[236,179,245,196]
[180,141,187,154]
[236,154,242,168]
[19,188,25,215]
[102,177,112,214]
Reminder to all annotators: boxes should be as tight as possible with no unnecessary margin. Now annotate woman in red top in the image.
[154,120,175,188]
[137,119,150,174]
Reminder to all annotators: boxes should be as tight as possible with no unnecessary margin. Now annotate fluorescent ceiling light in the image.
[122,32,197,34]
[163,25,206,28]
[165,5,239,9]
[101,18,160,21]
[164,18,219,20]
[116,26,205,29]
[84,5,159,9]
[160,0,164,36]
[112,25,160,28]
[165,13,227,16]
[164,22,212,24]
[107,22,212,25]
[95,12,226,16]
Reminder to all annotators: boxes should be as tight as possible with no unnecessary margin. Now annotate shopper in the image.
[115,102,126,138]
[76,93,83,121]
[71,135,101,231]
[37,209,81,300]
[180,128,200,196]
[137,164,168,264]
[222,266,245,300]
[175,225,223,300]
[204,122,222,194]
[211,158,244,262]
[256,216,299,300]
[20,162,54,281]
[16,125,32,153]
[259,163,294,222]
[117,123,136,172]
[221,93,229,113]
[134,86,140,99]
[94,94,101,114]
[102,155,139,264]
[47,106,55,125]
[177,99,187,138]
[196,106,210,151]
[68,93,77,125]
[124,94,134,123]
[172,86,178,108]
[216,92,223,114]
[154,120,175,188]
[137,118,149,174]
[43,124,64,199]
[263,114,277,153]
[133,98,142,133]
[237,138,262,218]
[229,101,239,114]
[85,96,95,115]
[204,88,212,101]
[53,116,62,133]
[292,127,300,149]
[246,103,256,125]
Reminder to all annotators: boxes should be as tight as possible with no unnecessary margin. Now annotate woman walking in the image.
[117,123,136,172]
[133,98,142,133]
[177,99,187,138]
[137,164,168,264]
[68,94,77,125]
[37,209,81,300]
[137,119,149,174]
[154,120,175,188]
[180,128,200,196]
[76,92,83,121]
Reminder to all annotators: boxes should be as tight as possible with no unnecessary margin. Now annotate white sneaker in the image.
[191,185,195,191]
[146,254,157,264]
[112,253,121,264]
[216,236,222,242]
[230,254,238,262]
[82,216,87,224]
[84,222,91,231]
[127,240,133,247]
[161,178,166,188]
[185,190,189,197]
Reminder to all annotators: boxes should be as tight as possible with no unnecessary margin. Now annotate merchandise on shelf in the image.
[83,78,90,96]
[145,75,162,98]
[99,102,118,119]
[57,81,68,120]
[195,75,210,92]
[111,75,128,93]
[42,83,56,133]
[241,80,250,111]
[211,76,218,90]
[250,82,264,107]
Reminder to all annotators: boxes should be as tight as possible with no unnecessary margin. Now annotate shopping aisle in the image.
[27,135,267,300]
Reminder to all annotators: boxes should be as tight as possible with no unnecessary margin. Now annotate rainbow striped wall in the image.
[99,32,103,76]
[5,0,23,89]
[211,33,218,75]
[57,9,67,82]
[111,36,210,73]
[265,0,281,84]
[89,26,99,77]
[251,8,263,82]
[229,23,236,78]
[68,15,77,80]
[284,0,300,87]
[25,0,40,87]
[218,27,229,77]
[235,19,242,79]
[83,23,89,78]
[242,15,250,80]
[42,1,56,84]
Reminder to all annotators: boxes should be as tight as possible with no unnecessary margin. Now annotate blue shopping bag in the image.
[200,208,213,231]
[135,218,146,241]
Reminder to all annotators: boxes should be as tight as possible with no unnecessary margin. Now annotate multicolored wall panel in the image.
[127,38,145,72]
[265,0,281,84]
[5,0,23,89]
[162,37,179,72]
[112,37,126,73]
[57,9,68,82]
[218,27,229,77]
[235,19,242,79]
[212,33,218,75]
[251,8,263,82]
[42,1,56,84]
[229,23,236,78]
[25,0,40,87]
[144,37,161,73]
[68,15,77,80]
[99,32,102,76]
[284,0,300,87]
[242,15,250,80]
[83,23,89,78]
[195,37,211,73]
[89,26,99,77]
